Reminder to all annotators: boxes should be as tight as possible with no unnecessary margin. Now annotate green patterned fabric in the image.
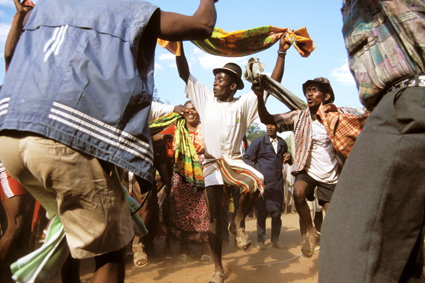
[149,113,205,189]
[342,0,425,110]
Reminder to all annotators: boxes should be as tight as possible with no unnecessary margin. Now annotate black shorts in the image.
[295,172,336,206]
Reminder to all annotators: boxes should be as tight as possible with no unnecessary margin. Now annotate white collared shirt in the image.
[269,136,278,154]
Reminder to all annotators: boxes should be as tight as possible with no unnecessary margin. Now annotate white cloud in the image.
[168,62,176,68]
[0,10,5,17]
[0,0,13,7]
[155,62,163,70]
[0,22,10,45]
[330,62,356,86]
[192,47,246,70]
[159,53,175,61]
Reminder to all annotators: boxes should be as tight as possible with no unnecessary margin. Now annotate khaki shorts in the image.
[0,132,134,259]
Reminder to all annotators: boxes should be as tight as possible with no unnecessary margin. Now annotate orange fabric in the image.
[0,172,28,201]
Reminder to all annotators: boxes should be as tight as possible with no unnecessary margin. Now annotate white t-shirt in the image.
[304,118,339,184]
[185,74,265,186]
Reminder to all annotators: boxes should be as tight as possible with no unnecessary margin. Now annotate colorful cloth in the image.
[342,0,425,110]
[169,154,209,245]
[274,105,368,175]
[317,104,370,163]
[149,113,205,189]
[203,153,265,195]
[158,26,315,58]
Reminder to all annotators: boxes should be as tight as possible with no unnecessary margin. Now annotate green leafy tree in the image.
[246,122,266,142]
[152,88,162,103]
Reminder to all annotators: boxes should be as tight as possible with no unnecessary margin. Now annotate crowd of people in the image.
[0,0,424,283]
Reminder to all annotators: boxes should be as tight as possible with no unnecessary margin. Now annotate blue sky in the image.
[0,0,360,135]
[151,0,361,136]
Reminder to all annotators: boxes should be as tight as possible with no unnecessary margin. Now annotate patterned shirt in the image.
[274,105,369,175]
[342,0,425,110]
[316,104,369,164]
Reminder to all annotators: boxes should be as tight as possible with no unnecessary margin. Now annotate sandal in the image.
[133,242,148,268]
[207,271,225,283]
[201,254,212,264]
[301,229,320,257]
[177,253,188,264]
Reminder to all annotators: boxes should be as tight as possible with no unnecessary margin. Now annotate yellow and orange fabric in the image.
[158,26,315,58]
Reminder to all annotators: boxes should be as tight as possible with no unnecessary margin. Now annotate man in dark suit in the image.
[243,124,292,250]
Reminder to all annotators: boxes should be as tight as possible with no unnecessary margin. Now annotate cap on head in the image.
[302,77,334,103]
[213,63,244,90]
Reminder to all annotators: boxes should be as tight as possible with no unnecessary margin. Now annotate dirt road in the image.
[78,212,319,283]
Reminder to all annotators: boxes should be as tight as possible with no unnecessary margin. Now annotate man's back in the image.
[1,0,158,181]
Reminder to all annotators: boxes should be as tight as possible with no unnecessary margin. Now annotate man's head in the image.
[302,77,334,109]
[212,63,244,102]
[266,124,277,139]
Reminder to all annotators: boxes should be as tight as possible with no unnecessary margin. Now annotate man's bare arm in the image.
[154,0,217,41]
[5,0,33,70]
[176,43,190,84]
[270,31,292,83]
[252,85,276,125]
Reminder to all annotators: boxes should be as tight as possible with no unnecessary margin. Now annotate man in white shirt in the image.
[175,35,291,283]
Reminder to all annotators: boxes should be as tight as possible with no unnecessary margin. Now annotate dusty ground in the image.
[78,212,319,283]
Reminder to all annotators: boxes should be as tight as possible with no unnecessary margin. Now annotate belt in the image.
[385,74,425,94]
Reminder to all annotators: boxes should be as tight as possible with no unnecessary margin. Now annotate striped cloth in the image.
[158,26,315,58]
[243,57,307,111]
[203,153,264,195]
[316,104,370,163]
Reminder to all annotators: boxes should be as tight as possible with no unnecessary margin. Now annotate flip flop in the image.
[207,271,225,283]
[133,242,148,268]
[301,229,320,257]
[201,254,212,264]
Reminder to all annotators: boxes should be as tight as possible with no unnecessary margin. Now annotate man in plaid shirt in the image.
[253,77,368,258]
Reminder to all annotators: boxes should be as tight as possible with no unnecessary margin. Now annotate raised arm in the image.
[270,31,292,83]
[5,0,33,70]
[252,84,276,125]
[176,42,190,84]
[153,0,217,42]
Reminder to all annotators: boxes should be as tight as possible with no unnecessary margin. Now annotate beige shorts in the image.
[0,132,134,259]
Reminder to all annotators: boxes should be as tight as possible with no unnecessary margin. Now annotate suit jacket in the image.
[243,134,289,212]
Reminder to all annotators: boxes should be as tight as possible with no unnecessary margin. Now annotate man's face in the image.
[266,124,277,138]
[213,72,236,101]
[304,83,330,109]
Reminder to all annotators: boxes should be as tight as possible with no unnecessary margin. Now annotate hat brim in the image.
[302,80,334,103]
[213,68,244,90]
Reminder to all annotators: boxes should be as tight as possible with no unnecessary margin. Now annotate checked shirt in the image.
[274,104,369,176]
